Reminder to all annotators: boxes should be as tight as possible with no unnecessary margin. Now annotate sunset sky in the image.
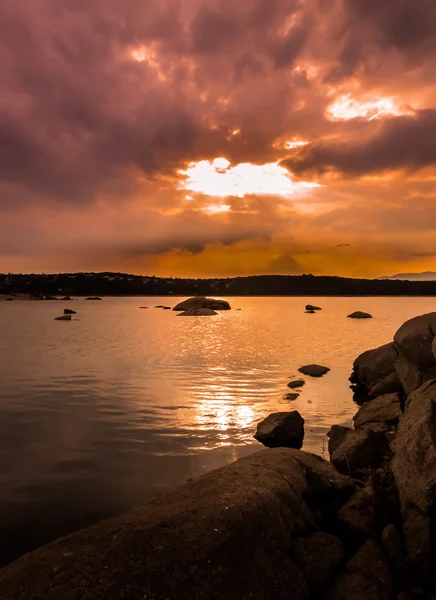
[1,0,436,277]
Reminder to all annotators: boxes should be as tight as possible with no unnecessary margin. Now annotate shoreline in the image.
[2,312,436,598]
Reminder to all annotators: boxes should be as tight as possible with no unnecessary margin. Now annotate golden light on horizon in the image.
[327,94,415,121]
[178,158,320,198]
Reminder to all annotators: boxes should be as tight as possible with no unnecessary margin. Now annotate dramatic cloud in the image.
[1,0,436,276]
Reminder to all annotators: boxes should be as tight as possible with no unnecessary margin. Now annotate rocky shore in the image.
[2,312,436,599]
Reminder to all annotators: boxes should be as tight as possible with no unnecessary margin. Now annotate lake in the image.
[0,296,434,565]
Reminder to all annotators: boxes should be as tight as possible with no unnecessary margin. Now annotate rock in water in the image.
[63,309,76,315]
[54,315,71,321]
[173,296,231,311]
[178,308,218,316]
[139,306,148,309]
[288,380,305,389]
[306,305,322,311]
[85,297,102,300]
[284,393,300,401]
[351,343,399,393]
[254,411,304,449]
[305,310,316,314]
[347,311,373,319]
[298,365,330,378]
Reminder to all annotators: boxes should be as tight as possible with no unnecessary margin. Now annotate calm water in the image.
[0,296,434,565]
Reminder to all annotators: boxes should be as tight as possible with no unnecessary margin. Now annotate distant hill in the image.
[3,272,436,296]
[378,272,436,281]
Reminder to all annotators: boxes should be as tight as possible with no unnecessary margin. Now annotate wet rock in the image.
[63,309,76,315]
[288,380,305,389]
[335,486,376,541]
[178,308,218,316]
[54,315,71,321]
[254,411,304,449]
[292,532,343,595]
[328,540,392,600]
[347,311,373,319]
[284,393,300,401]
[173,296,231,311]
[353,393,402,429]
[298,364,330,378]
[328,426,390,475]
[306,305,322,311]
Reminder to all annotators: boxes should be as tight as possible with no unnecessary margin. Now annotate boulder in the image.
[347,311,373,319]
[393,313,436,394]
[0,448,354,600]
[298,364,330,378]
[369,372,404,399]
[352,343,399,392]
[288,380,305,390]
[328,426,390,475]
[63,309,76,315]
[292,532,343,595]
[335,486,376,541]
[353,393,402,429]
[178,308,218,316]
[306,305,322,311]
[54,315,71,321]
[173,296,231,311]
[328,540,392,600]
[254,411,304,449]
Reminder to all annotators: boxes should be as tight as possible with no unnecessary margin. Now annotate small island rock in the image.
[173,296,230,311]
[306,305,322,311]
[63,309,76,315]
[284,393,300,401]
[347,311,373,319]
[85,297,102,301]
[254,411,304,449]
[288,380,305,389]
[298,364,330,378]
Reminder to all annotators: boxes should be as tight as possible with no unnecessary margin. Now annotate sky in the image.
[1,0,436,278]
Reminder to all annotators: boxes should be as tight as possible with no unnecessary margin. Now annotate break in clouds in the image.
[1,0,436,276]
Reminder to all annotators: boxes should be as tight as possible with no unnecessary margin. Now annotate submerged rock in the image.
[178,308,218,316]
[54,315,71,321]
[298,364,330,378]
[254,411,304,449]
[173,296,231,311]
[63,309,76,315]
[288,380,305,389]
[347,311,373,319]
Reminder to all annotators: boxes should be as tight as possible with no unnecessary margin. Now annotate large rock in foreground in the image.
[254,411,305,449]
[0,449,354,600]
[351,343,400,397]
[173,296,231,311]
[353,393,402,429]
[328,425,390,475]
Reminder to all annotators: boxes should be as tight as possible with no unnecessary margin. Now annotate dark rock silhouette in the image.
[173,296,231,311]
[254,411,304,448]
[284,393,300,401]
[298,364,330,377]
[63,309,76,315]
[347,311,373,319]
[85,297,102,300]
[306,305,322,311]
[288,380,305,389]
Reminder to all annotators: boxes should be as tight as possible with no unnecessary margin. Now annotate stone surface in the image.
[173,296,231,311]
[293,532,343,595]
[254,411,304,449]
[328,426,390,474]
[394,312,436,394]
[335,487,376,541]
[353,393,402,429]
[0,449,354,600]
[347,311,373,319]
[178,308,218,316]
[352,343,399,391]
[328,540,392,600]
[298,364,330,378]
[288,380,305,389]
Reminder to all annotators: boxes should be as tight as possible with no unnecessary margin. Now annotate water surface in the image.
[0,296,433,565]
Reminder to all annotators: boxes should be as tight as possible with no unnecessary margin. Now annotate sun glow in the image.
[327,95,415,121]
[179,158,319,198]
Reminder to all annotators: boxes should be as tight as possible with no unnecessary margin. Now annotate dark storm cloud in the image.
[284,110,436,177]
